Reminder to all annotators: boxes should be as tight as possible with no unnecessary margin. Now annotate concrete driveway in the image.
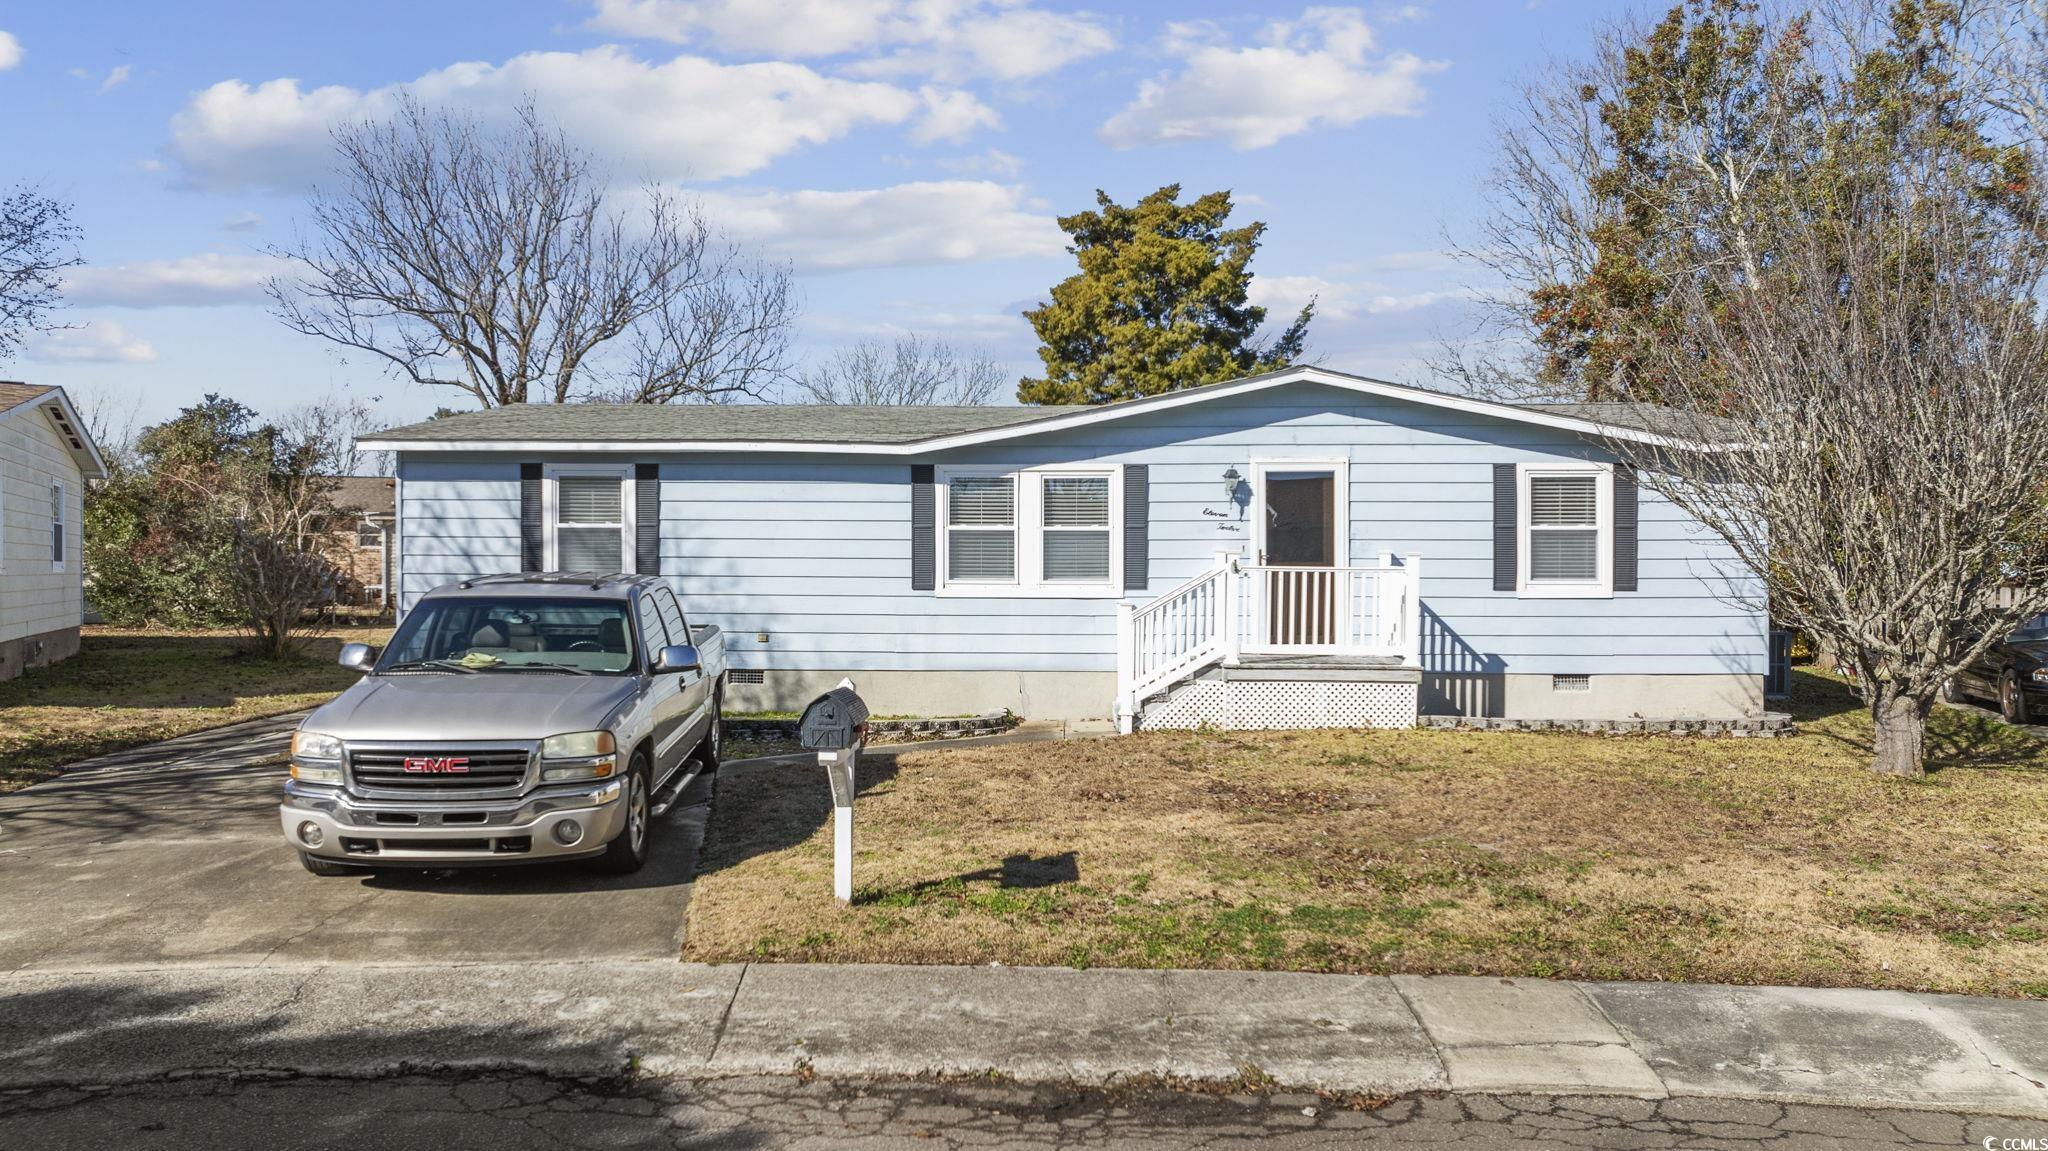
[0,715,708,970]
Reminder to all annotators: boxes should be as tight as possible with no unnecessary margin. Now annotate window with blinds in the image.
[556,475,624,572]
[1041,475,1109,582]
[1526,473,1599,583]
[947,476,1016,582]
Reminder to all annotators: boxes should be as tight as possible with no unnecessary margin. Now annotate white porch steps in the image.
[1135,654,1422,731]
[1115,553,1426,732]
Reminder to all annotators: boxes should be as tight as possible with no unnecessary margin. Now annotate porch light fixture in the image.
[1221,466,1243,501]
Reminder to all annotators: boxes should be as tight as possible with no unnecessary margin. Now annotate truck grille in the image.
[348,748,532,791]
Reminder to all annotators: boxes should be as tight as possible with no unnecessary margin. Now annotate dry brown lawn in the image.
[0,625,387,792]
[686,670,2048,998]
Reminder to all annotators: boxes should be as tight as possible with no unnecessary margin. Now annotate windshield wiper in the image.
[382,658,481,674]
[493,661,597,676]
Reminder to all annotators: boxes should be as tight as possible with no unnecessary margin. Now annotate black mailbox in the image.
[799,685,870,751]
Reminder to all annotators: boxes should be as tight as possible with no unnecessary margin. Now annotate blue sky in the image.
[0,0,1637,429]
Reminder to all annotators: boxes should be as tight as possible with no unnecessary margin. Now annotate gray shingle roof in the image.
[1517,402,1741,441]
[362,369,1734,449]
[0,381,55,414]
[369,403,1091,444]
[329,475,396,517]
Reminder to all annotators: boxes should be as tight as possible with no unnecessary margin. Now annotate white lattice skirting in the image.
[1140,680,1419,731]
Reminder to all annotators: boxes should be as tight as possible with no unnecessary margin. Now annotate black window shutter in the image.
[910,464,935,591]
[519,464,544,572]
[1122,464,1149,591]
[1613,465,1639,592]
[1492,463,1517,592]
[635,463,660,576]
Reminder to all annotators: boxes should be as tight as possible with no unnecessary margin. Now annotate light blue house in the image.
[359,366,1764,729]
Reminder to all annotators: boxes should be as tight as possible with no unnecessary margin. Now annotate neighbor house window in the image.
[939,467,1119,595]
[50,481,66,571]
[549,469,632,573]
[356,521,383,549]
[1518,464,1611,597]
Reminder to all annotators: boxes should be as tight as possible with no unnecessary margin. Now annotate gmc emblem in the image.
[402,756,470,774]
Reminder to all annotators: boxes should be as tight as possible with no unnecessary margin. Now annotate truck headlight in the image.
[293,731,343,760]
[540,731,617,782]
[291,732,344,783]
[2031,667,2048,684]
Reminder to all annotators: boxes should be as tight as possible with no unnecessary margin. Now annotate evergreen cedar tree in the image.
[1524,0,2030,405]
[1018,185,1314,406]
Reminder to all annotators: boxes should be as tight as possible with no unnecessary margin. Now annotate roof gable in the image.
[0,382,107,479]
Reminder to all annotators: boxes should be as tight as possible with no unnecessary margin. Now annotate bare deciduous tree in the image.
[0,186,82,362]
[270,98,795,407]
[1461,0,2048,777]
[794,334,1005,405]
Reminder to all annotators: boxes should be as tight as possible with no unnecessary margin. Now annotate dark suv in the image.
[1947,612,2048,724]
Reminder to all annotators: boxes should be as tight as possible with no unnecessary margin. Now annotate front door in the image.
[1253,464,1344,648]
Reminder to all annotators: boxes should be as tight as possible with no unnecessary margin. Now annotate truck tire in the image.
[596,752,653,875]
[300,852,356,877]
[695,688,722,773]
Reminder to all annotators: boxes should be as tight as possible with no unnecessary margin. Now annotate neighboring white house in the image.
[1,383,106,681]
[360,366,1766,729]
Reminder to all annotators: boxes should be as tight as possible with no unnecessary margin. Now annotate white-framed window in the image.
[356,520,383,549]
[937,465,1121,597]
[544,465,636,574]
[1518,463,1611,598]
[50,480,66,572]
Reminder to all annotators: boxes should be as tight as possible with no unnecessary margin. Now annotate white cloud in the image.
[167,46,963,191]
[0,31,21,70]
[1252,273,1479,321]
[585,0,1113,82]
[100,64,132,92]
[696,180,1064,271]
[28,320,158,364]
[912,86,1000,142]
[64,252,285,308]
[1100,6,1444,150]
[220,211,265,232]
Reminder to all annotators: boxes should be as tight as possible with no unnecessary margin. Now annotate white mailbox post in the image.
[798,678,870,905]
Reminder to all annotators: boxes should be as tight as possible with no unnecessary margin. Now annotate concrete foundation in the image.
[722,669,1117,722]
[1423,672,1764,721]
[0,624,79,683]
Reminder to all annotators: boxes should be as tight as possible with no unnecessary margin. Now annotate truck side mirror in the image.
[656,644,702,673]
[338,642,377,672]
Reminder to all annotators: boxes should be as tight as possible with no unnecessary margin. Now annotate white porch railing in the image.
[1115,551,1422,732]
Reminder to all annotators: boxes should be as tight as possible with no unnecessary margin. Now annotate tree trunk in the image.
[1870,687,1929,778]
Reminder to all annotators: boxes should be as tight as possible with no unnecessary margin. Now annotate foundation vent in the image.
[1552,674,1591,693]
[726,668,766,685]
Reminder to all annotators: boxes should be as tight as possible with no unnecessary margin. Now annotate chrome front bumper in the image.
[281,778,627,866]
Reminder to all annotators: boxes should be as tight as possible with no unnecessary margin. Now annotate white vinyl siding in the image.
[0,404,87,642]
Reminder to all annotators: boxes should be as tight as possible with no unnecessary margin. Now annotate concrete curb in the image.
[3,962,2043,1117]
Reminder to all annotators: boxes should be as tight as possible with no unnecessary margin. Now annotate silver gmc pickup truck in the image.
[282,573,725,875]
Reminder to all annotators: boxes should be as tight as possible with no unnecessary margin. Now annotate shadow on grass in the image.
[1784,666,2048,775]
[856,851,1082,908]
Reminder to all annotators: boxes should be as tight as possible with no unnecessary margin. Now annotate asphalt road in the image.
[0,715,710,969]
[1,1073,2034,1150]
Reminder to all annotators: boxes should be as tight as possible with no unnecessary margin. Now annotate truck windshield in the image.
[377,598,637,675]
[2016,613,2048,640]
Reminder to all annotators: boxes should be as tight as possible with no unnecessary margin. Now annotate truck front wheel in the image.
[595,753,652,875]
[696,688,722,773]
